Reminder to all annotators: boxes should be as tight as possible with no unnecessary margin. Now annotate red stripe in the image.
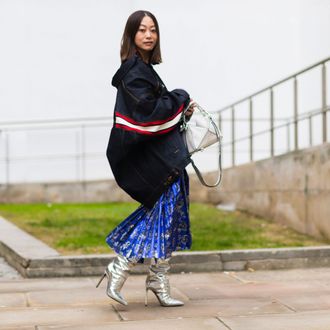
[115,123,175,135]
[115,104,184,127]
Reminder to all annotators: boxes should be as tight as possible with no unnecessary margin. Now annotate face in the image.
[134,16,158,56]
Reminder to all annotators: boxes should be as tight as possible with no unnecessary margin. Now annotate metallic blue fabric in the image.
[106,171,191,260]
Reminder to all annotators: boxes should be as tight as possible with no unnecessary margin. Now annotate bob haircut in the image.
[120,10,162,64]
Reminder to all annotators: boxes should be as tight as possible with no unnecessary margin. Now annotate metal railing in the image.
[214,56,330,166]
[0,117,113,185]
[0,57,329,184]
[0,115,289,185]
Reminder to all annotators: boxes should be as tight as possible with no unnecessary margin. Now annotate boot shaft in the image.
[149,258,170,274]
[146,258,171,293]
[145,258,184,307]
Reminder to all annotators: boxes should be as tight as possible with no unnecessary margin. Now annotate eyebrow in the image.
[139,24,156,28]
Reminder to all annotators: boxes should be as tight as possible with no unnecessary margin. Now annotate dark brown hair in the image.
[120,10,162,64]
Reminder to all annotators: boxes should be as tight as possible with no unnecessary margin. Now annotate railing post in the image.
[218,113,222,134]
[309,115,313,146]
[5,132,10,186]
[322,63,327,142]
[286,120,291,152]
[249,98,253,162]
[75,130,80,181]
[218,113,223,167]
[294,76,299,150]
[81,125,86,182]
[270,88,274,157]
[231,106,235,166]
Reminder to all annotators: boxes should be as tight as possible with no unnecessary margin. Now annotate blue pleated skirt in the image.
[106,171,192,260]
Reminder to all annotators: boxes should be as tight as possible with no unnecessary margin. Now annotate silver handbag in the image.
[181,103,223,187]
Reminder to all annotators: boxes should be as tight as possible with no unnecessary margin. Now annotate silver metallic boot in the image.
[96,254,135,306]
[145,258,184,307]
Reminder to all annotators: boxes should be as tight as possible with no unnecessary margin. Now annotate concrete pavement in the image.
[1,216,330,329]
[1,267,330,329]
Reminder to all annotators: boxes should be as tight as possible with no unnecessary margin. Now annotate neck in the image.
[137,49,151,64]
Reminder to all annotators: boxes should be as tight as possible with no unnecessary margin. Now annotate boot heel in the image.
[96,272,106,288]
[145,288,149,306]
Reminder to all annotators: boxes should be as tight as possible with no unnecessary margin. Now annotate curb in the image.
[1,216,330,278]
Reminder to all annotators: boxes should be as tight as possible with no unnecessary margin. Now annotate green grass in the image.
[0,203,328,255]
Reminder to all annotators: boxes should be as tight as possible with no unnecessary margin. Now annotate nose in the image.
[145,30,152,38]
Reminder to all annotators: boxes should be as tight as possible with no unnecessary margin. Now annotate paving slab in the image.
[1,269,330,329]
[0,327,35,330]
[230,267,330,286]
[115,298,293,321]
[0,305,119,328]
[219,310,330,330]
[275,291,330,312]
[178,279,297,300]
[0,292,26,308]
[169,271,240,285]
[215,297,294,316]
[37,317,228,330]
[0,277,92,293]
[27,288,110,307]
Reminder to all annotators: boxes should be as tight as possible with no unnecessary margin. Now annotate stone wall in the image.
[204,142,330,240]
[0,180,133,204]
[0,175,209,205]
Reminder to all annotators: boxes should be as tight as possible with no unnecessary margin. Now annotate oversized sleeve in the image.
[115,69,190,136]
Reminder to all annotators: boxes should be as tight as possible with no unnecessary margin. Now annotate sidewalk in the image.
[1,267,330,329]
[1,216,330,329]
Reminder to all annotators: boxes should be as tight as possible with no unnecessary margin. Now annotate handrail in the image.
[222,106,330,147]
[214,56,329,167]
[215,56,330,113]
[0,121,113,133]
[0,116,112,128]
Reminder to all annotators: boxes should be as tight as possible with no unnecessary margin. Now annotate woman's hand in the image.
[185,99,196,117]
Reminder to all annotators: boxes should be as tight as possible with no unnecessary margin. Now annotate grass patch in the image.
[0,202,328,255]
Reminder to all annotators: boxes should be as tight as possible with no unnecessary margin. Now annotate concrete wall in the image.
[204,143,330,240]
[0,175,209,205]
[0,180,133,204]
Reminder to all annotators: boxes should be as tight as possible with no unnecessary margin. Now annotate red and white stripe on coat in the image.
[115,104,184,135]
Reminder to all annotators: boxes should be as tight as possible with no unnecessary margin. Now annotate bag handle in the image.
[184,103,223,187]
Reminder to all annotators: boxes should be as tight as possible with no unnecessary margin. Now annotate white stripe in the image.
[116,112,182,133]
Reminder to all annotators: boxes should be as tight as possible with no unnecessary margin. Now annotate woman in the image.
[97,10,194,307]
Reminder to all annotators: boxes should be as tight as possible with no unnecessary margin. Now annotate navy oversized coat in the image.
[106,55,191,208]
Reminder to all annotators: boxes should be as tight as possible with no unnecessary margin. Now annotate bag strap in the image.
[190,155,222,187]
[186,104,223,187]
[190,137,223,188]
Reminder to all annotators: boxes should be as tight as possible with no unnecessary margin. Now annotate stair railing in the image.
[214,57,330,167]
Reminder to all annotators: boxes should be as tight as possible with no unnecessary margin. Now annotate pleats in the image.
[106,172,191,260]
